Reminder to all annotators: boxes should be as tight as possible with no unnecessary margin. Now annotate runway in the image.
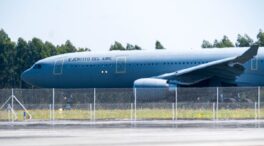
[0,120,263,146]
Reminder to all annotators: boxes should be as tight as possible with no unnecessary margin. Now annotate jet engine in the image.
[133,78,176,101]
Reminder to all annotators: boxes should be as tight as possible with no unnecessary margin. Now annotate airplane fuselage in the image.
[21,47,264,88]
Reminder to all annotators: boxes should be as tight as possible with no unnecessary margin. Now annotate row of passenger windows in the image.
[69,60,264,68]
[69,61,209,68]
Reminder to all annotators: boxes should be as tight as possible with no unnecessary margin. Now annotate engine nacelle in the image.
[133,78,175,101]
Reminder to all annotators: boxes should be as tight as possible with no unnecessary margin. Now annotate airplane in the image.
[21,45,264,100]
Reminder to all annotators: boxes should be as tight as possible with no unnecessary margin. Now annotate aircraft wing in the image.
[156,45,259,86]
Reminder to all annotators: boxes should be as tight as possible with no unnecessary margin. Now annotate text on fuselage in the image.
[68,57,112,62]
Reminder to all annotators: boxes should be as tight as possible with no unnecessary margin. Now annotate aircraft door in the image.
[53,59,64,75]
[116,56,126,74]
[251,57,258,71]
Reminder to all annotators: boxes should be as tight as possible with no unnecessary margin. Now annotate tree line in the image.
[109,40,165,51]
[1,28,264,88]
[0,29,91,88]
[201,29,264,48]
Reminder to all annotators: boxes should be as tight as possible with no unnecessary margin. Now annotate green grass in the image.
[217,109,256,119]
[0,108,264,121]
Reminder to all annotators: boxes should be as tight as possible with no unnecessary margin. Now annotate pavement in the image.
[0,120,264,146]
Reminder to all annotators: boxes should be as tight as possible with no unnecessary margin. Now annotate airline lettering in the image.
[68,57,112,62]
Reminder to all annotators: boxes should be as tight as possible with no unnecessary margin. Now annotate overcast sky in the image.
[1,0,264,51]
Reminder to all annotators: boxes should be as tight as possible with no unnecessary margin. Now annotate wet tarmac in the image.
[0,120,263,146]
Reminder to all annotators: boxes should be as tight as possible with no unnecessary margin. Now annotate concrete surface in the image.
[0,120,263,146]
[0,120,263,129]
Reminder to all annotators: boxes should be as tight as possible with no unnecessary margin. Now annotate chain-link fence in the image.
[0,87,263,122]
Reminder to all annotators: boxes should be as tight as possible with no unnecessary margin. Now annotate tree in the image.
[44,41,57,56]
[126,43,142,50]
[0,29,16,88]
[28,38,45,64]
[257,29,264,46]
[0,29,88,88]
[57,40,77,54]
[236,34,253,47]
[212,36,234,48]
[78,47,91,52]
[110,41,125,51]
[220,35,234,48]
[201,40,213,48]
[0,29,7,74]
[0,29,11,65]
[134,45,142,50]
[213,40,220,48]
[15,38,29,88]
[126,43,134,50]
[155,41,165,49]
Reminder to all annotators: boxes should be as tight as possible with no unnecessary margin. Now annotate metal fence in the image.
[0,87,263,122]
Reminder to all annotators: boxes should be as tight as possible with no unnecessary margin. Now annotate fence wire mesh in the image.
[0,87,263,122]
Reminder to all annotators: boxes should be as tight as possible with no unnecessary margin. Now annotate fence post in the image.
[213,102,215,120]
[93,88,96,121]
[134,88,137,121]
[89,103,92,121]
[7,104,11,122]
[175,87,178,121]
[255,102,258,120]
[49,104,52,121]
[172,103,175,121]
[258,86,260,120]
[52,88,55,121]
[216,87,219,121]
[11,88,14,123]
[130,103,133,121]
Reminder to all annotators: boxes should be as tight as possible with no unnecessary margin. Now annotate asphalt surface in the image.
[0,120,263,146]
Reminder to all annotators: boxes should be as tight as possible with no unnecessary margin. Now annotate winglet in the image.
[235,44,259,64]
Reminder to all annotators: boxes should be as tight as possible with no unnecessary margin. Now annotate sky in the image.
[1,0,264,51]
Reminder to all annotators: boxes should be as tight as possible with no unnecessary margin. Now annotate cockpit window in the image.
[33,64,42,69]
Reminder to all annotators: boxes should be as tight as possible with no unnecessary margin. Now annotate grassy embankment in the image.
[0,108,264,121]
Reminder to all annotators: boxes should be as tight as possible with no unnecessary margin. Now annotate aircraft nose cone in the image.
[21,69,31,84]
